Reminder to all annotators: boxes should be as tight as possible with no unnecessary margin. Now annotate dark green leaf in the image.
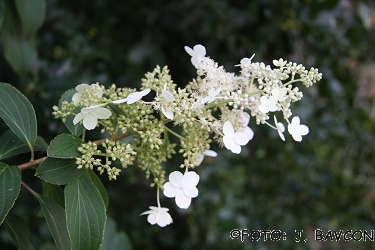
[99,217,132,250]
[65,172,106,250]
[4,37,37,77]
[108,103,126,117]
[35,194,71,250]
[0,163,21,225]
[0,1,4,31]
[4,213,35,250]
[87,169,109,210]
[0,83,37,150]
[36,157,84,185]
[0,130,47,160]
[58,89,83,136]
[14,0,46,38]
[47,134,82,159]
[42,182,65,208]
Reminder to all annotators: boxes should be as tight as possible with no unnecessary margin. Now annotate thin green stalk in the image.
[164,126,185,140]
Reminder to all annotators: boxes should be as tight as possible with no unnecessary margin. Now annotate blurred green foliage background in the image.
[1,0,375,249]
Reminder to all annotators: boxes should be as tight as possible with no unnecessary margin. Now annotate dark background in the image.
[1,0,375,249]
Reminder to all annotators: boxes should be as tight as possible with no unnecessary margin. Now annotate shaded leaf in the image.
[0,1,4,31]
[87,169,109,210]
[42,182,65,208]
[35,194,70,250]
[4,213,35,250]
[65,172,106,250]
[58,89,83,136]
[0,130,47,160]
[0,163,21,225]
[36,157,84,185]
[99,217,132,250]
[0,83,37,150]
[15,0,46,38]
[47,134,82,159]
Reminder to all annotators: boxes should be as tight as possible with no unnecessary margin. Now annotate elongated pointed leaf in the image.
[0,130,47,160]
[87,169,109,210]
[4,213,35,250]
[47,134,82,159]
[99,217,132,250]
[65,172,106,250]
[42,182,64,208]
[36,157,84,185]
[0,163,21,225]
[35,194,70,250]
[0,83,37,150]
[58,89,83,136]
[15,0,46,38]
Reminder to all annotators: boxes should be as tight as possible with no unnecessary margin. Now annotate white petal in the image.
[287,124,296,136]
[168,171,184,187]
[214,87,221,96]
[269,95,279,105]
[292,133,302,142]
[73,112,85,125]
[75,84,90,92]
[223,135,234,150]
[182,171,199,187]
[156,211,172,227]
[269,105,278,112]
[191,57,199,67]
[242,112,250,126]
[258,104,269,114]
[113,98,128,104]
[278,127,286,141]
[147,213,157,225]
[95,88,103,97]
[260,96,269,105]
[162,90,175,102]
[196,153,204,166]
[193,44,206,57]
[175,192,191,209]
[140,88,151,96]
[83,113,98,130]
[223,121,234,136]
[204,150,217,157]
[184,46,195,57]
[93,107,112,119]
[162,107,174,120]
[163,183,180,198]
[291,116,300,125]
[298,125,309,135]
[183,186,198,198]
[231,143,241,154]
[201,96,210,104]
[243,126,254,141]
[277,123,285,133]
[234,132,250,146]
[72,93,82,105]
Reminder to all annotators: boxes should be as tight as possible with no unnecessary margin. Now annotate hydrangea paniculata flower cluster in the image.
[53,44,322,226]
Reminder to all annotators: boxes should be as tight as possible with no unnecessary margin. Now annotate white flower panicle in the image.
[53,43,322,226]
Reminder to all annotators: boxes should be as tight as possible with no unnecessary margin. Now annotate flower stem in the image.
[157,188,161,208]
[164,126,185,140]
